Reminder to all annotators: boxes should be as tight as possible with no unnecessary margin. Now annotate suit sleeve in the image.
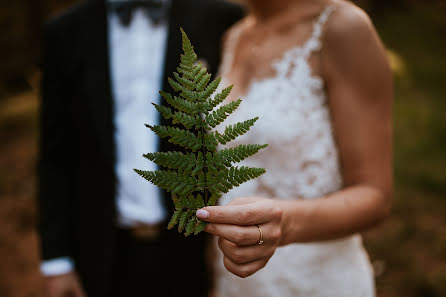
[38,21,77,261]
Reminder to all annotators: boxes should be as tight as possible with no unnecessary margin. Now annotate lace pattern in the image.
[214,6,376,297]
[215,5,341,201]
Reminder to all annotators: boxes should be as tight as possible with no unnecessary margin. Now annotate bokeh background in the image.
[0,0,445,296]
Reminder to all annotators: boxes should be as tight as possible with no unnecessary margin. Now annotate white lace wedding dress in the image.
[213,6,375,297]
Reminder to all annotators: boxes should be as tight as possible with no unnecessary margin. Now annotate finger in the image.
[71,281,87,297]
[197,202,280,225]
[223,255,269,278]
[227,197,261,206]
[218,237,273,264]
[206,223,259,245]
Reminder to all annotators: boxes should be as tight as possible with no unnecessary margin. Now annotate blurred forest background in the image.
[0,0,445,297]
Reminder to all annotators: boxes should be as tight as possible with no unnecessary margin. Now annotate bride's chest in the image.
[216,73,329,147]
[226,37,311,98]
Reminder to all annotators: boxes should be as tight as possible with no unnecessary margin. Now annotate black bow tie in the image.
[108,0,170,26]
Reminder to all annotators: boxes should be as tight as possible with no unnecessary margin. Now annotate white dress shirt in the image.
[41,4,169,276]
[111,7,168,227]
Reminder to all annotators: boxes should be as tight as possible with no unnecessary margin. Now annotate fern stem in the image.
[200,113,209,204]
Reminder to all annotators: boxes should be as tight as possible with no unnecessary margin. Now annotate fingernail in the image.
[196,209,210,219]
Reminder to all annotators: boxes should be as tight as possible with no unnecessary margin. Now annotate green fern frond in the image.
[143,151,197,173]
[213,166,266,193]
[168,78,200,103]
[218,144,269,164]
[152,103,173,120]
[160,91,199,116]
[185,216,197,236]
[182,88,201,102]
[173,72,195,90]
[180,28,197,66]
[203,133,218,152]
[194,220,208,235]
[176,67,194,80]
[195,194,205,208]
[134,29,267,236]
[201,77,221,99]
[207,192,221,206]
[196,73,212,92]
[145,125,202,151]
[179,195,189,209]
[208,85,233,108]
[228,166,266,185]
[193,67,208,84]
[168,209,183,230]
[215,117,259,145]
[133,169,197,196]
[168,77,184,93]
[172,195,182,210]
[172,111,201,129]
[205,99,241,128]
[178,209,194,233]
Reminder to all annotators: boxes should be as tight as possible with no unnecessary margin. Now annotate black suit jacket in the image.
[38,0,243,296]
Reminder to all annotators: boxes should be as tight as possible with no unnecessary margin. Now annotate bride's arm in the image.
[278,5,393,245]
[196,4,393,277]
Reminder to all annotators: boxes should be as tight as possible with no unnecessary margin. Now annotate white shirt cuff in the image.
[40,257,75,276]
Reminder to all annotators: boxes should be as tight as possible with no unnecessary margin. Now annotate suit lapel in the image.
[159,0,183,153]
[161,0,185,94]
[78,0,195,176]
[82,0,115,167]
[81,0,189,166]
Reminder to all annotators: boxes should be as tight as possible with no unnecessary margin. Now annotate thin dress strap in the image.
[302,5,336,57]
[220,6,335,78]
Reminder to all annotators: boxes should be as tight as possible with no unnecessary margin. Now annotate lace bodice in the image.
[214,6,375,297]
[215,6,342,202]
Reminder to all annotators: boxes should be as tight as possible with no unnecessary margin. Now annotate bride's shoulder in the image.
[222,17,250,44]
[325,1,377,45]
[220,17,252,57]
[322,1,387,64]
[322,1,392,95]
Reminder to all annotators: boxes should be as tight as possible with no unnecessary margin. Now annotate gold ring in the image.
[256,224,264,245]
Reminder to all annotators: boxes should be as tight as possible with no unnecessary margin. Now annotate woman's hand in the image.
[196,197,283,278]
[43,271,87,297]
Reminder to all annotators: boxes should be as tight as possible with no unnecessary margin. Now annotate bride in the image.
[195,0,393,296]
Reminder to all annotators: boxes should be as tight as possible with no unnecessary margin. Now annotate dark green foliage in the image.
[215,118,259,145]
[134,28,268,236]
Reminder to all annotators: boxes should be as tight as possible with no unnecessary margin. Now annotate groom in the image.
[38,0,243,296]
